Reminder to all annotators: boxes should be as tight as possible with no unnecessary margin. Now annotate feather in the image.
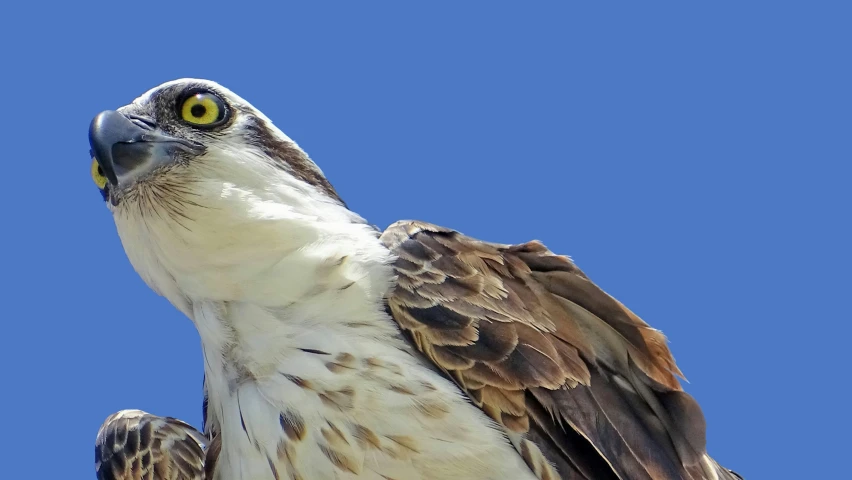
[381,220,741,480]
[95,410,207,480]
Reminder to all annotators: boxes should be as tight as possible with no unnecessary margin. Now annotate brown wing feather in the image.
[95,410,207,480]
[381,220,740,480]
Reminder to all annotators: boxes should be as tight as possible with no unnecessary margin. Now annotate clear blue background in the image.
[0,2,847,478]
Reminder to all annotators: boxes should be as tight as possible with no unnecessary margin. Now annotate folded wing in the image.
[95,410,207,480]
[381,221,741,480]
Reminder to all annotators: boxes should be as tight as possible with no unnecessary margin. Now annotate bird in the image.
[89,79,742,480]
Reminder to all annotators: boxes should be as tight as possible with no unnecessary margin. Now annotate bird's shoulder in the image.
[379,220,740,480]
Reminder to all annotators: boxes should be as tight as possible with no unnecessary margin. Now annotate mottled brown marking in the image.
[364,357,403,376]
[279,411,306,441]
[276,440,303,480]
[276,439,293,464]
[319,386,356,411]
[419,381,437,391]
[325,362,348,373]
[381,444,404,460]
[414,398,451,419]
[350,424,382,450]
[335,352,356,366]
[389,384,416,395]
[318,444,361,474]
[320,422,350,448]
[385,435,420,454]
[325,353,357,373]
[282,374,314,390]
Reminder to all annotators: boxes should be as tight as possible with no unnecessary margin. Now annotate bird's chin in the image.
[106,179,156,207]
[107,179,184,224]
[106,181,150,209]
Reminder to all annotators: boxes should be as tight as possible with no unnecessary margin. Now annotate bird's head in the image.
[89,78,342,209]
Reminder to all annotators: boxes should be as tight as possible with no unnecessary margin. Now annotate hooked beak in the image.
[88,111,205,197]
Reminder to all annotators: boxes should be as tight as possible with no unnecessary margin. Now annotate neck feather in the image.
[114,155,399,355]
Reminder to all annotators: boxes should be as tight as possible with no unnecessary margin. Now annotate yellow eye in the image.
[180,92,227,126]
[91,158,108,190]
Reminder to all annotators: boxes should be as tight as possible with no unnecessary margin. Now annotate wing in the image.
[95,410,207,480]
[200,375,221,479]
[381,221,741,480]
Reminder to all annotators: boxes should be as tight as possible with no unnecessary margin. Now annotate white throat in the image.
[112,142,400,338]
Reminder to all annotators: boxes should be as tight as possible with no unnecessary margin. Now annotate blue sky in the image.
[0,2,848,478]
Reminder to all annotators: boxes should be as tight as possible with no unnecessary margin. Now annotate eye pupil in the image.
[190,104,207,118]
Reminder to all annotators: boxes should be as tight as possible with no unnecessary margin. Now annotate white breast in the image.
[196,300,537,480]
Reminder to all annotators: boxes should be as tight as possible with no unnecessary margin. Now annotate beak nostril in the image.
[126,114,157,131]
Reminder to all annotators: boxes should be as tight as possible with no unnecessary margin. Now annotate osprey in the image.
[90,79,741,480]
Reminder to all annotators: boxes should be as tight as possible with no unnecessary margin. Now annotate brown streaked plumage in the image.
[95,410,207,480]
[380,220,741,480]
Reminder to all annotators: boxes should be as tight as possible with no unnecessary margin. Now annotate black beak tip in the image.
[88,110,135,186]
